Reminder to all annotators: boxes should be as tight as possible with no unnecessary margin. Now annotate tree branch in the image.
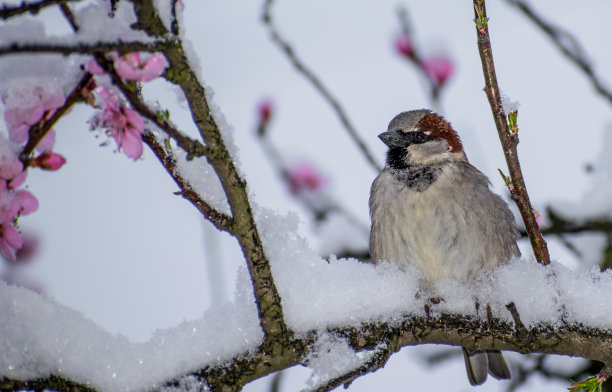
[473,0,551,265]
[0,0,82,20]
[125,1,291,371]
[142,132,234,233]
[10,309,612,392]
[261,0,381,172]
[506,0,612,106]
[0,42,165,57]
[19,72,93,166]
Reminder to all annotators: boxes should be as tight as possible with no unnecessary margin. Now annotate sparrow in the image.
[369,109,520,385]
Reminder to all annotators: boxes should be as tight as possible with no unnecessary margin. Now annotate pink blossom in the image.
[31,152,67,171]
[0,148,23,181]
[85,59,106,75]
[286,162,327,194]
[534,209,543,228]
[114,52,169,82]
[0,223,23,262]
[36,129,56,153]
[95,87,145,160]
[421,56,454,87]
[394,36,414,58]
[257,99,273,126]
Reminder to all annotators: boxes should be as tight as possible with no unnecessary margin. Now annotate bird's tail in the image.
[462,348,511,386]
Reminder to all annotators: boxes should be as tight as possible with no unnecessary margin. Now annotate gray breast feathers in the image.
[369,161,520,281]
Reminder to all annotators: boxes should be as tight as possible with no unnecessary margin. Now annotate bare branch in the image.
[507,0,612,106]
[472,0,551,265]
[143,132,234,233]
[261,0,381,172]
[0,42,165,57]
[311,344,394,392]
[0,0,82,20]
[123,2,290,352]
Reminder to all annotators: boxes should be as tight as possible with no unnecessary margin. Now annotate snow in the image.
[501,92,520,114]
[3,205,612,390]
[174,147,231,215]
[305,332,377,390]
[0,265,262,391]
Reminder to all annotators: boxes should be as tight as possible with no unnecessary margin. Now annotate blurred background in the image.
[2,0,612,391]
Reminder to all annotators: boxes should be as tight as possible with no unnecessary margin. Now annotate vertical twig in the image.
[472,0,550,265]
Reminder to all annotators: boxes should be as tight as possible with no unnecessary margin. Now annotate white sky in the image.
[2,0,612,391]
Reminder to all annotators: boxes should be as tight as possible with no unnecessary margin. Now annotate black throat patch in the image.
[387,148,441,191]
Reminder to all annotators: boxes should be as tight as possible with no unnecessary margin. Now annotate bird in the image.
[369,109,520,386]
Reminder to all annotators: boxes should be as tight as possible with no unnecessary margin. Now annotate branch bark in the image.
[473,0,551,265]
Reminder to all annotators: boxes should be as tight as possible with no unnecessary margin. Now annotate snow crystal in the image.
[305,332,376,390]
[256,208,424,333]
[0,266,262,391]
[501,92,520,113]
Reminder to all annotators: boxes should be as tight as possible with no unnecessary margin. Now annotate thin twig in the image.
[473,0,550,265]
[0,0,82,19]
[143,132,234,233]
[261,0,381,172]
[59,1,79,32]
[19,72,93,166]
[312,345,393,392]
[0,42,165,57]
[506,0,612,106]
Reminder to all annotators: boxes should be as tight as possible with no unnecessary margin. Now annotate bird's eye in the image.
[416,132,425,140]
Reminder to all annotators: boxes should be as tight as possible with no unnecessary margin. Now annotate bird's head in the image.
[379,109,466,169]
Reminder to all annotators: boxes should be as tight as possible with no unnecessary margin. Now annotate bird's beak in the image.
[378,130,405,148]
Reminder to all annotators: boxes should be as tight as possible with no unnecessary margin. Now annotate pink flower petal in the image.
[139,54,169,82]
[0,153,23,181]
[36,129,56,153]
[394,37,414,58]
[86,59,106,75]
[8,170,27,189]
[115,59,144,81]
[16,189,39,215]
[0,237,17,261]
[120,128,144,160]
[1,224,22,249]
[287,162,327,194]
[124,107,144,134]
[5,105,45,127]
[0,224,23,261]
[32,152,66,171]
[7,124,29,144]
[0,192,20,224]
[257,99,273,124]
[421,56,454,86]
